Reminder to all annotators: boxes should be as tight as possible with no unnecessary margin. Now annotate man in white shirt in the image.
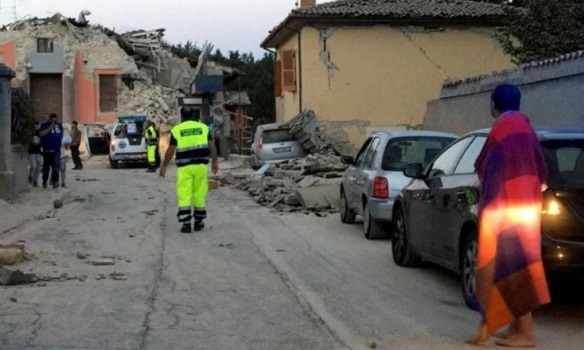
[60,134,72,188]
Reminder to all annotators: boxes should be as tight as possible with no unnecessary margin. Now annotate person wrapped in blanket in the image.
[466,84,550,347]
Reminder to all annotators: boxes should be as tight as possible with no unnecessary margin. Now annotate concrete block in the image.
[295,184,340,209]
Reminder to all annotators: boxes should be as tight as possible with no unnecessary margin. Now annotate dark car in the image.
[391,126,584,308]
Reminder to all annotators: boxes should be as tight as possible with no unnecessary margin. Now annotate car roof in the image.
[466,126,584,140]
[371,130,459,138]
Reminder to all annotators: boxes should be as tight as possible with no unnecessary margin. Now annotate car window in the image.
[453,136,487,174]
[263,129,295,143]
[428,137,473,178]
[381,136,455,171]
[355,137,373,167]
[363,137,381,168]
[542,139,584,189]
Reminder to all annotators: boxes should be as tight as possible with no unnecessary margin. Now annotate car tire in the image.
[109,156,119,169]
[461,229,478,309]
[391,207,422,267]
[364,201,388,240]
[340,188,356,224]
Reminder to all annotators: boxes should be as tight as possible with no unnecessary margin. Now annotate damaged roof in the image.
[224,91,251,106]
[261,0,506,48]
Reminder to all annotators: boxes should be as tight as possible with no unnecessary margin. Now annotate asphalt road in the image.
[1,160,583,350]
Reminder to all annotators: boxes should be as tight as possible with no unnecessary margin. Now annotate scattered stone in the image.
[109,272,128,281]
[90,258,116,266]
[79,275,87,282]
[219,243,235,249]
[76,252,87,260]
[0,266,36,285]
[53,200,63,209]
[10,297,17,303]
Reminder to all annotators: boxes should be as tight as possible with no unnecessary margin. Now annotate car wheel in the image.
[391,207,422,267]
[340,188,356,224]
[364,201,388,240]
[109,156,119,169]
[461,229,478,309]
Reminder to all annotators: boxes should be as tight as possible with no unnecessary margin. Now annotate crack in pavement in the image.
[138,196,168,350]
[24,302,43,348]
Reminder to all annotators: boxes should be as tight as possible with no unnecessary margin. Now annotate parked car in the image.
[392,126,584,307]
[109,115,148,169]
[250,123,306,169]
[339,131,457,239]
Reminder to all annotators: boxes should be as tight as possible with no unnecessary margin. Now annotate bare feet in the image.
[495,335,535,348]
[465,323,488,345]
[495,314,535,347]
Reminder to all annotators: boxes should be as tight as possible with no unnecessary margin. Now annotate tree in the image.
[495,0,584,64]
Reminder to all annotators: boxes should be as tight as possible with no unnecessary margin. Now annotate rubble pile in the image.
[282,110,353,156]
[117,81,183,126]
[233,153,348,215]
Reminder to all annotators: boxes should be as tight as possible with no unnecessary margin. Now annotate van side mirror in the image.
[341,156,355,165]
[404,163,425,179]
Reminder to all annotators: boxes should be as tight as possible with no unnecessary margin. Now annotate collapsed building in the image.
[0,11,249,152]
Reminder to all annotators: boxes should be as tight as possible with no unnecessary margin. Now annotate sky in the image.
[0,0,333,59]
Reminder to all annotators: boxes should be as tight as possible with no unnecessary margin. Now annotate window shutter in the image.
[274,59,282,97]
[281,49,296,92]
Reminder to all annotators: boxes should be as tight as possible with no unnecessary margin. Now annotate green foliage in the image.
[11,87,36,147]
[495,0,584,64]
[168,43,276,128]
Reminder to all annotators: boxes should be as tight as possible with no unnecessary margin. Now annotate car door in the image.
[359,137,382,209]
[432,135,486,264]
[410,137,474,255]
[344,137,373,211]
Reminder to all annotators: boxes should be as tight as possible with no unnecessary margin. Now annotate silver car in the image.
[250,123,306,169]
[339,130,458,239]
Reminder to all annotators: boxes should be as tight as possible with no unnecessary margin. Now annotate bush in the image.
[11,88,35,147]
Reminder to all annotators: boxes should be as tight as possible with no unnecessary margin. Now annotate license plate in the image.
[273,147,291,153]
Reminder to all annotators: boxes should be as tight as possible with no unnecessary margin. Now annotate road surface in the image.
[1,159,582,350]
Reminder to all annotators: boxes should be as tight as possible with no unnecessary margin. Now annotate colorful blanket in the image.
[473,111,550,336]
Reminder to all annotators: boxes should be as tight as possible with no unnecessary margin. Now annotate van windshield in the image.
[114,122,143,138]
[381,136,455,171]
[263,129,295,144]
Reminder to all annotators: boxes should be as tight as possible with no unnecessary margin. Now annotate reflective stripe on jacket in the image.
[170,120,210,167]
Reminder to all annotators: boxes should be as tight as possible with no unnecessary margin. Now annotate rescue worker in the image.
[144,120,158,172]
[159,106,219,233]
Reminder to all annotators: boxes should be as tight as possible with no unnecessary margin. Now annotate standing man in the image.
[159,106,219,233]
[467,84,549,347]
[39,113,63,189]
[27,121,43,187]
[144,120,158,173]
[59,133,72,188]
[70,121,83,170]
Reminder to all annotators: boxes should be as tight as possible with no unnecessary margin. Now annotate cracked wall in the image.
[276,25,512,147]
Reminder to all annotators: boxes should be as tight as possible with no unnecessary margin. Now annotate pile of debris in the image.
[233,154,348,215]
[117,81,182,126]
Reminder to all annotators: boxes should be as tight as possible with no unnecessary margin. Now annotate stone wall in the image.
[424,51,584,135]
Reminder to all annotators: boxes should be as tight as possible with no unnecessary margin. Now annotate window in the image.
[381,136,456,171]
[355,137,373,167]
[274,60,282,97]
[263,129,295,143]
[363,137,381,168]
[281,49,296,92]
[99,75,118,112]
[37,38,54,53]
[429,137,473,178]
[453,136,487,174]
[542,139,584,189]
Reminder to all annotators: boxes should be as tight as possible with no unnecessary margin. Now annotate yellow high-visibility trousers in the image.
[147,145,157,167]
[176,164,208,223]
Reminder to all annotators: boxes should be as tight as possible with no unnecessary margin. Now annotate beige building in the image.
[261,0,515,148]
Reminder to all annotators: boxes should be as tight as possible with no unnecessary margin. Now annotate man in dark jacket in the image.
[39,113,63,189]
